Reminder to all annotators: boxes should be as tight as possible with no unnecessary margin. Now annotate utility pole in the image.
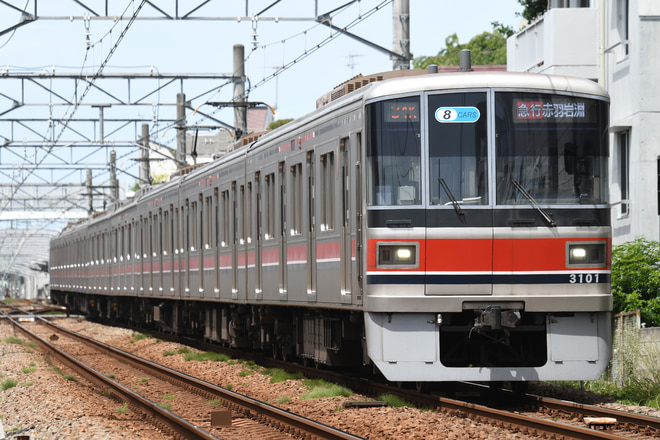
[392,0,410,70]
[140,123,151,184]
[176,93,187,167]
[233,44,247,138]
[109,149,118,201]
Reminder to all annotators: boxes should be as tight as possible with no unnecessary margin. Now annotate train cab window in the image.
[495,92,609,205]
[428,92,488,206]
[366,96,421,206]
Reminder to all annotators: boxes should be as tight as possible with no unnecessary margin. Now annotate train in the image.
[50,68,612,384]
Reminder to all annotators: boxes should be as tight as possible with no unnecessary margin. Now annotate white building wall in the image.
[508,0,660,244]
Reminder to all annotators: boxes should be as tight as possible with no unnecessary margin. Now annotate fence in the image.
[610,310,660,384]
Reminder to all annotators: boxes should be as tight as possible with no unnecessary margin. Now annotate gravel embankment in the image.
[2,318,659,439]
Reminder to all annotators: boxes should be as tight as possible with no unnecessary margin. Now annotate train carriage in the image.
[50,68,612,383]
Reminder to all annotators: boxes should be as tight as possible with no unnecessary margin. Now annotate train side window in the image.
[265,173,275,240]
[205,195,213,249]
[320,152,335,231]
[290,163,303,235]
[247,182,253,243]
[221,190,230,247]
[163,210,170,255]
[239,185,245,244]
[190,199,198,251]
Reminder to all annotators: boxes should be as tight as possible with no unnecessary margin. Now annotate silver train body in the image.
[50,71,612,383]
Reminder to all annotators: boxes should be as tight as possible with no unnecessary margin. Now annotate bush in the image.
[611,237,660,327]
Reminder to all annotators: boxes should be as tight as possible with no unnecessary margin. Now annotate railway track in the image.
[5,312,660,439]
[98,318,660,440]
[5,314,365,440]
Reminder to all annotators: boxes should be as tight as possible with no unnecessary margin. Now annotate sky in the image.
[0,0,524,205]
[0,0,523,121]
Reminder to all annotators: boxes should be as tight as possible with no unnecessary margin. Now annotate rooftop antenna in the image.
[346,52,363,76]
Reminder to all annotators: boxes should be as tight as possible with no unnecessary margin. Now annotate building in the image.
[507,0,660,244]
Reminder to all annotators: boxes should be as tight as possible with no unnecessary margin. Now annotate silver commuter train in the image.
[50,69,612,383]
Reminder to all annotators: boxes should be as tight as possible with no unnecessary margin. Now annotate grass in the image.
[377,393,412,408]
[300,379,352,400]
[263,368,304,384]
[276,396,292,404]
[3,336,25,345]
[129,333,153,343]
[1,379,18,391]
[162,393,177,400]
[115,402,129,414]
[160,403,173,410]
[21,367,35,374]
[183,351,231,362]
[207,398,222,406]
[137,377,149,383]
[551,379,660,408]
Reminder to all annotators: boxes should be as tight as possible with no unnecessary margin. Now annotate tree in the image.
[518,0,548,23]
[267,119,293,130]
[412,24,511,69]
[611,237,660,327]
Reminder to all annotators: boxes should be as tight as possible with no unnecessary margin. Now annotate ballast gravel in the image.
[1,317,658,440]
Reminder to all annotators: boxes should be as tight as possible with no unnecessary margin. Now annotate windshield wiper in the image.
[511,180,556,227]
[439,178,464,216]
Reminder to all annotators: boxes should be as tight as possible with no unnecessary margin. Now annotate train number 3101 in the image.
[569,273,600,284]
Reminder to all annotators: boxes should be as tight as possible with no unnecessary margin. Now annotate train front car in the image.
[362,72,611,383]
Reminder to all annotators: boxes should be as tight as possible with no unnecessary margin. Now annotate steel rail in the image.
[38,317,365,440]
[6,314,219,440]
[526,394,660,432]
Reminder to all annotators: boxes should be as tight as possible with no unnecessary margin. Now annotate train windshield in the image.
[366,96,422,206]
[495,92,609,205]
[428,92,488,206]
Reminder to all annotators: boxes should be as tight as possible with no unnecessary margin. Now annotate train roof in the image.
[363,71,610,101]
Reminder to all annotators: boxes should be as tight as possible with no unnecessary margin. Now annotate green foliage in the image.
[377,393,412,408]
[611,237,660,326]
[413,25,510,69]
[4,336,25,345]
[207,398,222,406]
[517,0,548,23]
[1,379,18,391]
[115,402,129,414]
[267,119,293,130]
[183,351,230,362]
[300,379,352,400]
[263,368,304,384]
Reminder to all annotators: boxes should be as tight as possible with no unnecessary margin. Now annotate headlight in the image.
[567,242,607,267]
[377,243,418,268]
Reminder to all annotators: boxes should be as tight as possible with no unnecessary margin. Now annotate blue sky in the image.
[0,0,523,122]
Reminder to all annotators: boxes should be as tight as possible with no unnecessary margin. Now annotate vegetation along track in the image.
[7,315,365,440]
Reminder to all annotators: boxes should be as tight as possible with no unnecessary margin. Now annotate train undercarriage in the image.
[50,290,365,368]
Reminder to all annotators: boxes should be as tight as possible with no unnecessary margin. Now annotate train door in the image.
[425,91,493,295]
[254,173,263,300]
[355,133,364,305]
[306,150,316,301]
[279,162,287,300]
[340,138,352,304]
[315,142,340,304]
[231,182,238,300]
